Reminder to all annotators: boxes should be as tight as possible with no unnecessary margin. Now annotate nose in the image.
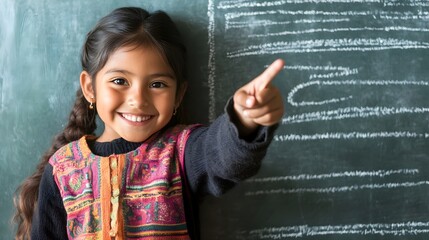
[127,87,149,108]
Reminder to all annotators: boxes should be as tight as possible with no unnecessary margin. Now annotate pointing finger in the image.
[256,59,285,91]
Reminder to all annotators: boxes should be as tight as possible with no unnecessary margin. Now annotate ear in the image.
[80,71,95,103]
[175,82,188,108]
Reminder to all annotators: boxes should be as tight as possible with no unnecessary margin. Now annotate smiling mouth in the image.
[121,113,152,123]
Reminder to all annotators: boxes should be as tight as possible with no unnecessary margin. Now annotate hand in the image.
[233,59,285,135]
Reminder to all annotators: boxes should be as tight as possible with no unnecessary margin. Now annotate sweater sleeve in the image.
[184,98,278,197]
[31,164,68,240]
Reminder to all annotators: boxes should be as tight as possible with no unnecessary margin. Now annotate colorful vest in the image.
[49,125,195,239]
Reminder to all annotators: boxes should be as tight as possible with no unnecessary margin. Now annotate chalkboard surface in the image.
[2,0,429,239]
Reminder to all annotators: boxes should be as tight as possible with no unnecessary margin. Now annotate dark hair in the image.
[82,7,187,97]
[13,7,187,239]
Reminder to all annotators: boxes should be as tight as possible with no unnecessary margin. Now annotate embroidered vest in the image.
[49,125,194,239]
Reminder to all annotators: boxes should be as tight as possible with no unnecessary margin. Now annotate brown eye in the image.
[111,78,128,85]
[150,81,166,88]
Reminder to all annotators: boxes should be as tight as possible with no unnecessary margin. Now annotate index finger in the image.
[256,59,285,91]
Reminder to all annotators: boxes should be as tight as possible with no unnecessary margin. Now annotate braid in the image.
[13,89,96,239]
[14,7,188,239]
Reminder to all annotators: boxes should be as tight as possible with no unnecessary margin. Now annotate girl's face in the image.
[83,45,183,143]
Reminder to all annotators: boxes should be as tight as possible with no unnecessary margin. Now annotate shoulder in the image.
[152,125,201,155]
[161,124,201,142]
[48,136,93,169]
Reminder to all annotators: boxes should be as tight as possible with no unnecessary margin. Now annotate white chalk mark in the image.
[225,10,374,21]
[288,80,429,107]
[381,13,429,20]
[245,221,429,238]
[384,1,429,7]
[227,38,429,58]
[245,181,429,196]
[219,0,379,9]
[246,169,419,183]
[0,77,3,112]
[226,18,349,30]
[274,132,429,141]
[249,26,429,38]
[284,65,359,79]
[283,107,429,124]
[208,0,217,122]
[224,9,429,21]
[294,18,351,24]
[227,19,291,30]
[0,2,16,113]
[288,80,353,106]
[218,0,428,9]
[218,0,300,9]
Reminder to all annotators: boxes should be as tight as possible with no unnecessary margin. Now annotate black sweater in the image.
[31,101,277,239]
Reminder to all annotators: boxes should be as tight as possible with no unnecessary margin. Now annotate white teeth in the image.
[122,114,150,122]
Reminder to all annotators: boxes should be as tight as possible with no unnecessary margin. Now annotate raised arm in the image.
[184,60,285,196]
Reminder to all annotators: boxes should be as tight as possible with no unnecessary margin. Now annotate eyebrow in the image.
[104,69,134,76]
[104,69,175,80]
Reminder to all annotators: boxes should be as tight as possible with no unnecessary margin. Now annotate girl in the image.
[14,7,284,240]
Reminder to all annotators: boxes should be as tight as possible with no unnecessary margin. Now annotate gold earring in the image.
[89,97,94,109]
[173,108,177,115]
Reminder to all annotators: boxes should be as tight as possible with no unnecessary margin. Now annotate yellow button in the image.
[112,189,120,197]
[111,176,118,185]
[111,196,119,204]
[110,160,117,169]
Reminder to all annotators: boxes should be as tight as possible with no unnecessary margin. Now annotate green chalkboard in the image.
[200,1,429,239]
[2,0,429,239]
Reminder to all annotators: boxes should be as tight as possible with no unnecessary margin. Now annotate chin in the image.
[124,136,148,143]
[122,133,154,143]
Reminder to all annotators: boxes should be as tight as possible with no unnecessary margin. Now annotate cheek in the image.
[96,90,122,112]
[155,93,176,113]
